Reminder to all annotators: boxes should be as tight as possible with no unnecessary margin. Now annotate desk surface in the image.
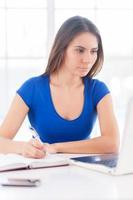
[0,154,133,200]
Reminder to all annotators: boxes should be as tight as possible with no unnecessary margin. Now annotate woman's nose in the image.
[82,52,91,63]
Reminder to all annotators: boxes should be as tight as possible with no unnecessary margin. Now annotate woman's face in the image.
[61,32,98,77]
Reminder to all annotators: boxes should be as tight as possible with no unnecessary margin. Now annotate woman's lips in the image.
[78,67,88,70]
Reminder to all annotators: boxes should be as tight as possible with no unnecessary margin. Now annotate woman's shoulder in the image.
[85,77,110,107]
[17,74,49,93]
[85,76,110,100]
[20,74,49,88]
[24,74,48,84]
[93,78,107,90]
[85,76,109,90]
[16,74,49,108]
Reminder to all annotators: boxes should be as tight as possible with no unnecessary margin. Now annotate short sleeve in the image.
[93,80,110,108]
[16,78,35,108]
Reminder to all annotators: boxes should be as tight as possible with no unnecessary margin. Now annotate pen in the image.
[29,126,42,143]
[29,126,49,155]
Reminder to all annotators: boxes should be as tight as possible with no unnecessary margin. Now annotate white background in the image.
[0,0,133,140]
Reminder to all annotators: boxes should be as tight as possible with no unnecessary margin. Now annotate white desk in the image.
[0,154,133,200]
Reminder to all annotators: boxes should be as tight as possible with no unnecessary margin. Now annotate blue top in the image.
[17,75,110,143]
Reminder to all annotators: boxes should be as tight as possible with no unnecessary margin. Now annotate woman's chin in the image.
[79,71,89,77]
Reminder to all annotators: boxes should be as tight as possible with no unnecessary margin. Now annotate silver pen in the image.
[30,126,42,143]
[29,126,49,155]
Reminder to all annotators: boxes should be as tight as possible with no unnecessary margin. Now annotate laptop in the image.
[70,97,133,175]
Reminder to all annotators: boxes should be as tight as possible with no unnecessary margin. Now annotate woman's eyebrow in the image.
[91,47,99,50]
[75,45,98,50]
[75,45,86,49]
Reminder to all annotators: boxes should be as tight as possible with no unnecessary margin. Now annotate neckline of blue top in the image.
[45,75,89,123]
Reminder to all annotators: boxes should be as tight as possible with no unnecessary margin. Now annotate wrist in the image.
[51,143,60,153]
[49,143,59,153]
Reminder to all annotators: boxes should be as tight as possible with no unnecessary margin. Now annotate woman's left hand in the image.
[43,143,57,154]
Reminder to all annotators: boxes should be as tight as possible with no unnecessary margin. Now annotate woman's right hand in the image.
[21,139,46,159]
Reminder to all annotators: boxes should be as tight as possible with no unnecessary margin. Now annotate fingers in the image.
[22,140,47,159]
[24,148,45,159]
[30,139,44,150]
[22,139,56,159]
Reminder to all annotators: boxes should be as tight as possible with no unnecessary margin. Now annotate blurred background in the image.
[0,0,133,140]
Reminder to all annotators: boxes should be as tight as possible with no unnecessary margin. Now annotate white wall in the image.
[0,0,133,139]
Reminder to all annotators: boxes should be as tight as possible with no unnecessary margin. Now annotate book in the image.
[0,154,69,172]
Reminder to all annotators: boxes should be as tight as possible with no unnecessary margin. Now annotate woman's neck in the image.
[50,70,83,89]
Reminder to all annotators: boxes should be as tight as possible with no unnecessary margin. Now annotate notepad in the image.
[0,154,69,172]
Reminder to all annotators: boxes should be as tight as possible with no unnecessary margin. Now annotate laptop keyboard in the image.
[96,158,117,168]
[71,154,118,168]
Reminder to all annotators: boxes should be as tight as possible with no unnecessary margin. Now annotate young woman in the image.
[0,16,119,158]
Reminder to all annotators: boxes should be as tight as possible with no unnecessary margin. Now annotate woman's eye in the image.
[76,49,84,53]
[91,50,98,54]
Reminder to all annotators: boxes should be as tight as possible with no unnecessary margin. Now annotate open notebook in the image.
[0,154,69,172]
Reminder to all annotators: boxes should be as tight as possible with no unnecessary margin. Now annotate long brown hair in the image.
[44,16,104,78]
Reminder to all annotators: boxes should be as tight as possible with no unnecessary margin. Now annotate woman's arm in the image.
[49,94,120,154]
[0,94,46,158]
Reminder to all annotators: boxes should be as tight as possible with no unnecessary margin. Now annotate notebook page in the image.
[0,154,69,168]
[29,154,69,168]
